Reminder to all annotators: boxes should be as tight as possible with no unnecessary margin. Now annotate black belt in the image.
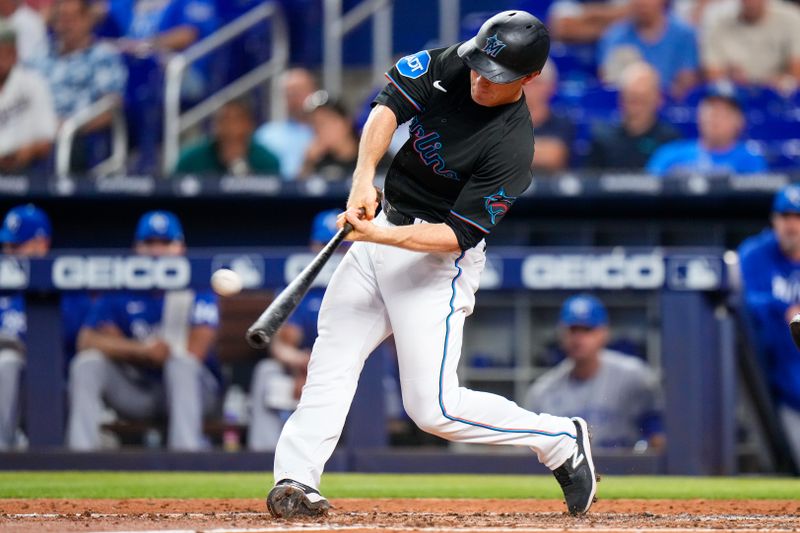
[381,198,416,226]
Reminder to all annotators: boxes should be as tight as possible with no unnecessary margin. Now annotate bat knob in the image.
[246,329,271,349]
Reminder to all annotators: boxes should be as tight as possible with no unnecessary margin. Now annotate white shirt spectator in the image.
[4,5,47,63]
[0,66,57,157]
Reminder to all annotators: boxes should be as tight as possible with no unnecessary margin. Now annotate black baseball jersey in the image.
[373,44,535,251]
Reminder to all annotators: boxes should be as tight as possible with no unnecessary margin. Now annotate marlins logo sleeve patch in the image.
[396,50,431,79]
[484,187,517,224]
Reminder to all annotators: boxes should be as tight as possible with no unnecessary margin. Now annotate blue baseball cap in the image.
[700,82,742,111]
[772,185,800,215]
[311,209,340,244]
[559,295,609,328]
[135,210,184,242]
[0,204,52,244]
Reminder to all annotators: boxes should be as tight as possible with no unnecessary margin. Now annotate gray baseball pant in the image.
[66,348,219,450]
[0,348,24,450]
[247,359,288,451]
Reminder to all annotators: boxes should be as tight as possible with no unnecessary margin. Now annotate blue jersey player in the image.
[248,209,339,451]
[0,204,51,450]
[738,184,800,467]
[66,211,221,450]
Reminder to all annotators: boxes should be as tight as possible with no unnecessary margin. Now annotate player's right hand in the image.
[346,181,379,220]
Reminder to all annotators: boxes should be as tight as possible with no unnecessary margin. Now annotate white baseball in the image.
[211,268,243,296]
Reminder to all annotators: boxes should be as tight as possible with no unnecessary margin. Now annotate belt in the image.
[381,198,416,226]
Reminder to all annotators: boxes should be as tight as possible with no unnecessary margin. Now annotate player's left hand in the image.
[338,209,381,243]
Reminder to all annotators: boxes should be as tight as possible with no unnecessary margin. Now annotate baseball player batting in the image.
[266,10,598,518]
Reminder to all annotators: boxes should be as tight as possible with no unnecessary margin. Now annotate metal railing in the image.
[323,0,393,98]
[55,94,127,179]
[162,2,289,175]
[323,0,461,98]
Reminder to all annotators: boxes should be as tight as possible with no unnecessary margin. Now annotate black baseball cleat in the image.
[266,479,331,518]
[552,417,598,515]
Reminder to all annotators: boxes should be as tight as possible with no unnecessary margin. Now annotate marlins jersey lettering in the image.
[373,45,535,250]
[738,229,800,411]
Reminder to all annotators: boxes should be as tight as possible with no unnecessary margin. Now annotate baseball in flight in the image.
[211,268,243,296]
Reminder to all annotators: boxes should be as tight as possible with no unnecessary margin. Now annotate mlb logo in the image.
[666,256,722,291]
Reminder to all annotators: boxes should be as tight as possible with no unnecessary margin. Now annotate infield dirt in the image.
[0,498,798,532]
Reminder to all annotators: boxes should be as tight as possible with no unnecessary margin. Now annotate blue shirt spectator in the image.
[646,139,766,176]
[646,87,767,176]
[32,0,127,120]
[255,68,317,180]
[738,185,800,466]
[599,0,698,98]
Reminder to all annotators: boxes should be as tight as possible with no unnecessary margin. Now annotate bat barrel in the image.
[246,327,272,349]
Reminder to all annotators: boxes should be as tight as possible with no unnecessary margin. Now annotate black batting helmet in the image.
[457,10,550,84]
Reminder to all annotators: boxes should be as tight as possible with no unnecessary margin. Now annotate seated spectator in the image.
[66,211,221,451]
[32,0,127,171]
[524,295,664,450]
[599,0,699,99]
[174,99,280,176]
[588,62,680,169]
[255,68,317,180]
[523,60,575,173]
[547,0,630,43]
[0,204,50,450]
[702,0,800,94]
[0,22,57,174]
[0,0,46,63]
[97,0,219,171]
[647,86,767,176]
[298,93,359,181]
[248,209,339,451]
[738,185,800,467]
[34,0,127,123]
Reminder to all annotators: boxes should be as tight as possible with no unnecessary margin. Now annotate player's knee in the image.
[403,396,451,436]
[69,349,106,386]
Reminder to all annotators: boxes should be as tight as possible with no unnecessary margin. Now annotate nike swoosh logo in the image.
[433,80,447,93]
[571,451,585,469]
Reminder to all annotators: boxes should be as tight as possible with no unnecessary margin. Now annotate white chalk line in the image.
[90,524,793,533]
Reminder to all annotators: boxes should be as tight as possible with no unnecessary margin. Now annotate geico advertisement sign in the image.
[52,256,191,289]
[522,253,664,289]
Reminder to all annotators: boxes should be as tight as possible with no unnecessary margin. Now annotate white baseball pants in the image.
[274,213,577,489]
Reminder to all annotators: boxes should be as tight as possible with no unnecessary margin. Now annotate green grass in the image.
[0,472,797,499]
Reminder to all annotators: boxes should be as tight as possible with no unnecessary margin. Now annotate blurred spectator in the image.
[299,92,359,181]
[599,0,699,99]
[738,184,800,466]
[524,294,664,450]
[254,68,316,180]
[646,87,767,176]
[96,0,219,171]
[174,99,280,176]
[33,0,127,124]
[66,211,221,451]
[0,0,46,63]
[32,0,127,172]
[248,209,339,451]
[0,22,57,173]
[523,60,574,173]
[588,62,680,169]
[547,0,630,43]
[701,0,800,94]
[0,204,50,450]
